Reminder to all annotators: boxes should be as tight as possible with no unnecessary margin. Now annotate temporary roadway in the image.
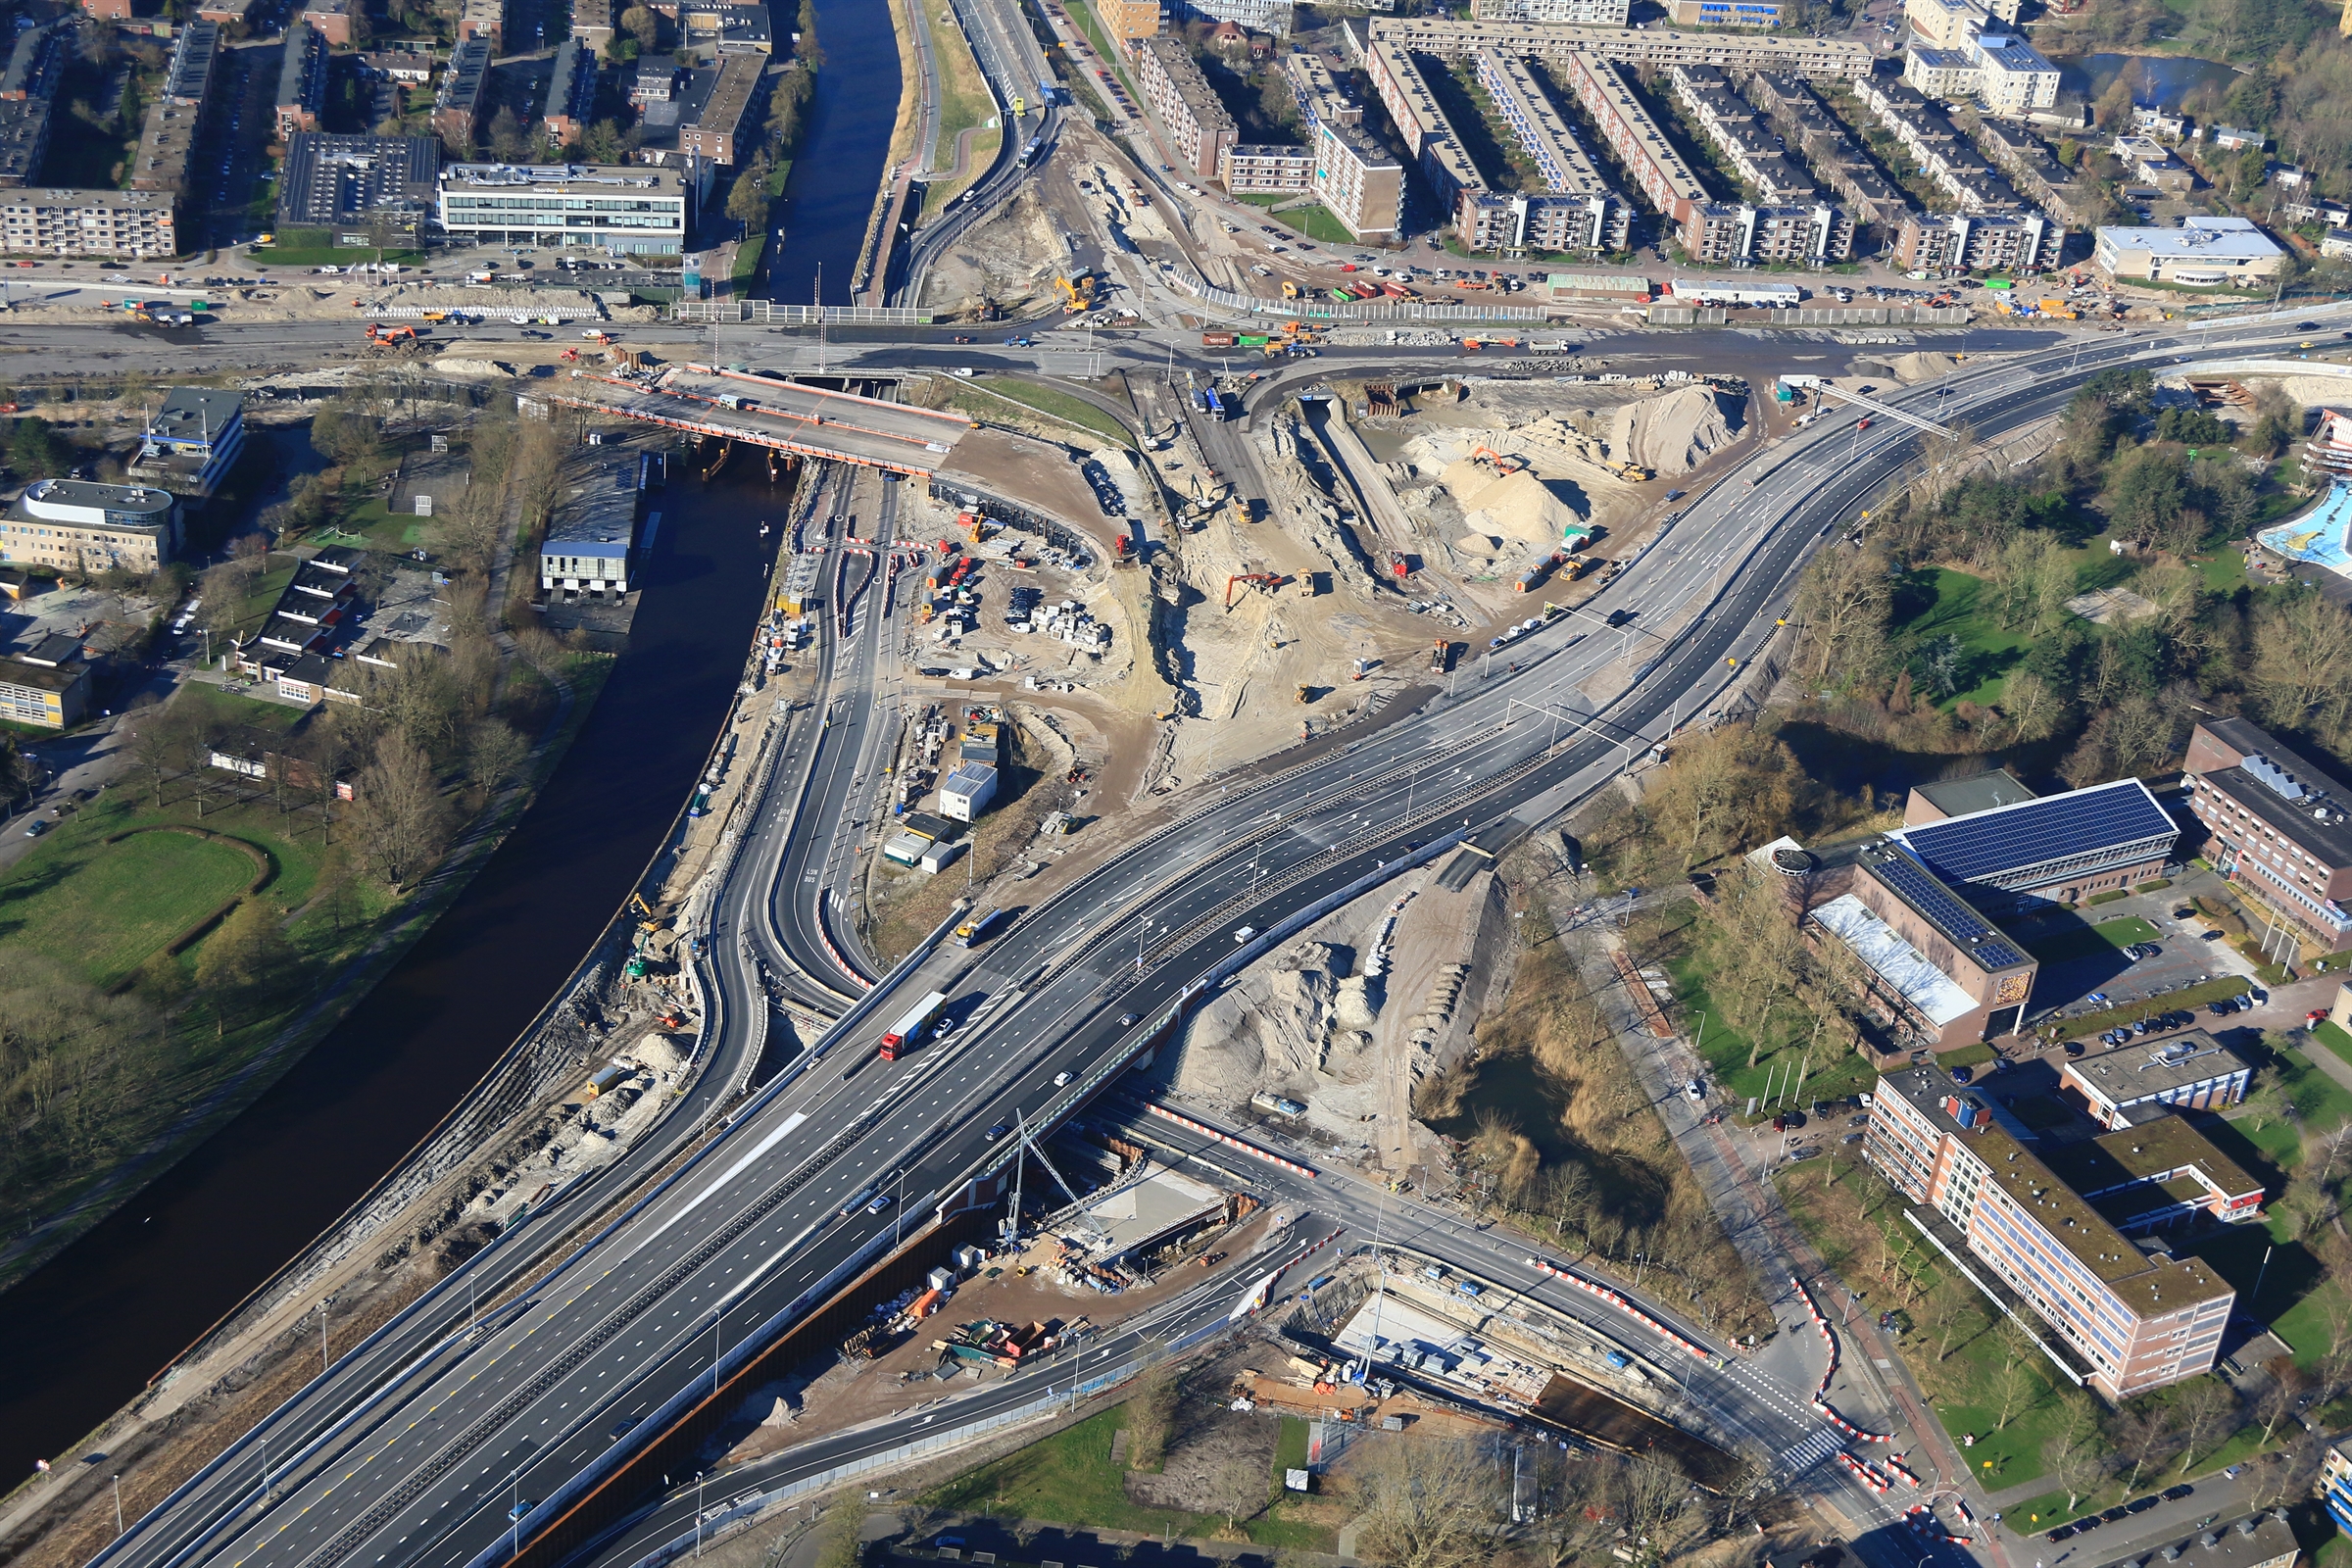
[90,307,2352,1568]
[552,367,975,475]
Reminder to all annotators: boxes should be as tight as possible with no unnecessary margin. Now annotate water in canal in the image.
[2050,51,2242,105]
[759,0,903,305]
[0,465,782,1480]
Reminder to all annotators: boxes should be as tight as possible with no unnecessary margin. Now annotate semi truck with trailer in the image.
[879,990,950,1060]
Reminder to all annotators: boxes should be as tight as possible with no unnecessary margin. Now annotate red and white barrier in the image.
[1884,1454,1923,1490]
[1812,1398,1894,1444]
[1143,1103,1318,1178]
[1837,1452,1890,1494]
[1527,1256,1713,1361]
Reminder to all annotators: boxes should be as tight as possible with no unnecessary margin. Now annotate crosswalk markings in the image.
[1777,1427,1842,1474]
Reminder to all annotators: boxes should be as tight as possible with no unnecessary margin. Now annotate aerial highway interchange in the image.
[81,304,2352,1568]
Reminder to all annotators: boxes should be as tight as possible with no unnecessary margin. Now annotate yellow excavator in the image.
[1055,273,1098,314]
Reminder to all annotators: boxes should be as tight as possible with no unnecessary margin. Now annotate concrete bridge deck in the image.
[552,365,975,474]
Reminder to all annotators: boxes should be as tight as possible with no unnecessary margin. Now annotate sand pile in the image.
[1167,941,1349,1101]
[1888,351,1959,382]
[1605,385,1742,474]
[1439,462,1587,546]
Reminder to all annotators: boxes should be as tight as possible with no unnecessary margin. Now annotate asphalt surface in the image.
[87,309,2350,1568]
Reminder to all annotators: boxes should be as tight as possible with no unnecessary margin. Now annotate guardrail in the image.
[671,302,938,325]
[1167,267,1554,324]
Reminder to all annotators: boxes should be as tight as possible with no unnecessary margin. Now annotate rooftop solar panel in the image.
[1865,849,2025,967]
[1895,779,2175,886]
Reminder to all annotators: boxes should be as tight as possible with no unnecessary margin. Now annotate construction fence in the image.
[671,301,938,325]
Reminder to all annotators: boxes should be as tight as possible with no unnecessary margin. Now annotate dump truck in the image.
[953,907,1007,947]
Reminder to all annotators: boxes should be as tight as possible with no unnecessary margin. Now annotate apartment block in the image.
[1747,71,1911,225]
[434,37,492,146]
[542,37,594,142]
[1974,32,2059,115]
[1974,117,2095,225]
[1556,51,1709,228]
[1894,209,2061,270]
[1136,36,1235,178]
[129,387,244,498]
[1903,45,1978,97]
[571,0,615,54]
[1101,0,1165,44]
[1473,49,1629,250]
[1467,0,1631,22]
[2183,715,2352,949]
[0,651,86,728]
[1668,64,1820,203]
[129,99,196,192]
[1905,0,1987,48]
[1664,0,1788,24]
[1364,42,1482,208]
[678,54,767,162]
[1363,18,1873,77]
[1855,75,2029,212]
[1864,1064,2244,1397]
[457,0,506,48]
[1309,118,1401,241]
[1219,141,1314,191]
[0,24,65,189]
[274,20,327,139]
[1282,49,1360,125]
[2,185,179,257]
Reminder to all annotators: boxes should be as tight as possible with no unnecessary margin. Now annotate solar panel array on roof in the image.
[1895,779,2174,885]
[1867,849,2028,968]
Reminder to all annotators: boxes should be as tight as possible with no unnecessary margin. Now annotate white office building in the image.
[436,163,689,255]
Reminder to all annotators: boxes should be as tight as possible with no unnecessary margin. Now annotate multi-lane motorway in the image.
[88,308,2347,1568]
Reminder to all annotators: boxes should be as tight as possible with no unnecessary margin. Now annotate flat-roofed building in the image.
[1557,52,1708,227]
[1467,0,1630,22]
[1895,208,2061,271]
[1904,45,1978,97]
[2060,1030,2254,1131]
[1665,0,1788,24]
[1363,17,1872,77]
[0,25,65,191]
[1102,0,1164,43]
[0,186,179,257]
[1136,36,1235,177]
[677,0,772,58]
[457,0,506,48]
[1364,42,1484,207]
[2183,715,2352,949]
[1974,31,2060,116]
[437,161,689,253]
[678,53,766,161]
[303,0,357,45]
[571,0,614,54]
[434,37,492,146]
[1905,767,2036,824]
[2104,1512,2296,1568]
[1219,141,1314,191]
[1865,1063,2242,1397]
[1475,49,1629,250]
[275,20,327,139]
[163,21,220,107]
[941,761,999,821]
[276,132,439,230]
[129,99,197,193]
[1282,48,1360,125]
[1310,118,1402,241]
[541,455,638,597]
[0,651,87,728]
[2095,215,2283,287]
[1906,0,1987,47]
[2041,1116,2265,1233]
[1,478,179,571]
[130,386,245,497]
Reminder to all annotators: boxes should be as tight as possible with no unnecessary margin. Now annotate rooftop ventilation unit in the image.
[2244,753,2307,801]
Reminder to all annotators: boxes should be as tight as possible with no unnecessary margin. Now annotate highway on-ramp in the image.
[90,311,2344,1568]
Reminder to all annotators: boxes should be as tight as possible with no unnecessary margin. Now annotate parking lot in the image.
[2017,872,2262,1032]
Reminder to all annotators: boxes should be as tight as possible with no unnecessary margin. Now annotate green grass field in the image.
[921,1404,1332,1548]
[1889,566,2034,708]
[316,496,439,556]
[0,824,260,989]
[2026,914,2159,963]
[1668,945,1878,1112]
[965,377,1134,449]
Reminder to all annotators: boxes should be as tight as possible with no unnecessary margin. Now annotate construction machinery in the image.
[1054,273,1098,314]
[1467,444,1524,475]
[1111,533,1139,568]
[365,322,419,343]
[1280,280,1300,300]
[1613,462,1653,482]
[1385,549,1409,580]
[1295,684,1310,704]
[1225,571,1283,609]
[626,892,664,932]
[1428,639,1448,672]
[560,347,581,363]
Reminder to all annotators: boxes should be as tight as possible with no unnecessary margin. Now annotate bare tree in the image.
[466,718,531,797]
[1349,1439,1509,1568]
[2108,1400,2182,1494]
[2173,1378,2241,1474]
[2044,1426,2112,1513]
[353,733,450,893]
[1124,1360,1178,1472]
[2256,1367,2305,1445]
[1992,1325,2039,1430]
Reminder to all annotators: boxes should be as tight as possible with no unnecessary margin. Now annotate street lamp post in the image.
[695,1471,709,1557]
[112,1473,123,1539]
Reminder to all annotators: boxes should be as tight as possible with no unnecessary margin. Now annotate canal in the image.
[0,466,783,1481]
[760,0,904,305]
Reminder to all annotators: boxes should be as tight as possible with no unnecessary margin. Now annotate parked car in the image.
[2162,1486,2193,1502]
[1949,1065,1973,1085]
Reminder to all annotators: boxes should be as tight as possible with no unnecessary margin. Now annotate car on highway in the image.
[1118,1012,1138,1025]
[866,1194,893,1212]
[509,1502,535,1521]
[984,1122,1009,1142]
[1054,1070,1073,1086]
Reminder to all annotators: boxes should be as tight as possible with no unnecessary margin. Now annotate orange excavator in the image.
[1225,572,1283,609]
[365,322,419,343]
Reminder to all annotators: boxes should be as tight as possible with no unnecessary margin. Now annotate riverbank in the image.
[0,458,782,1486]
